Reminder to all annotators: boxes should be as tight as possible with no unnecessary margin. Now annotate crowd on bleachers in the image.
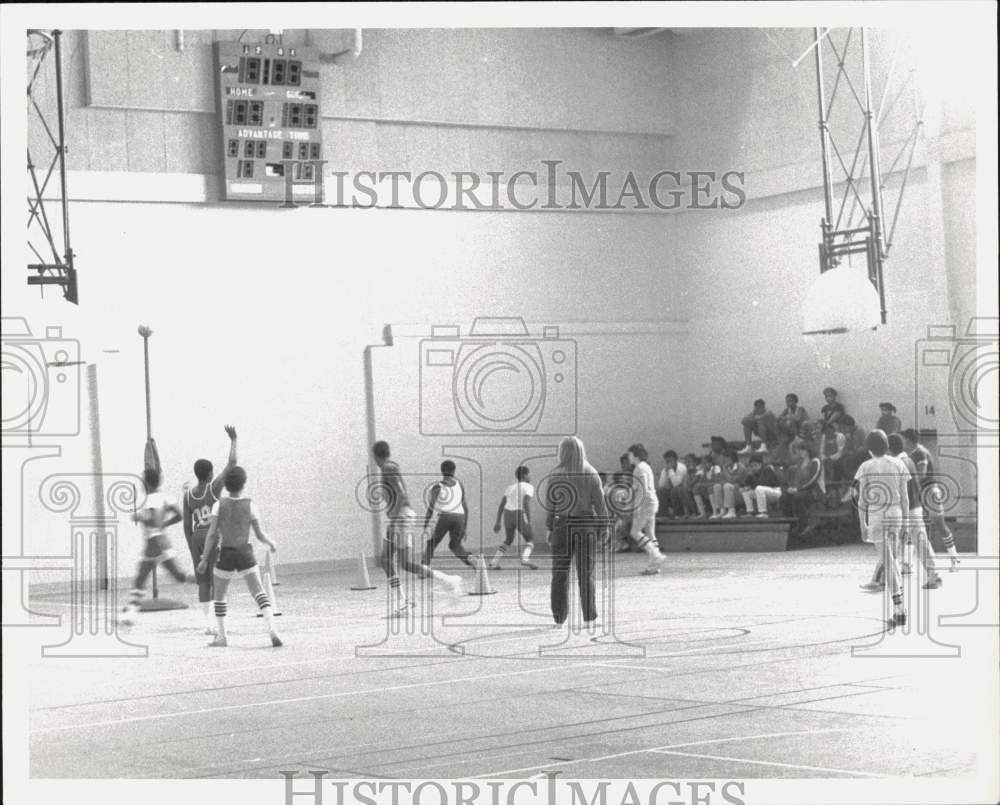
[603,387,914,546]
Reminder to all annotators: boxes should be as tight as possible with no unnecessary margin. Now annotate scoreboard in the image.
[214,40,324,202]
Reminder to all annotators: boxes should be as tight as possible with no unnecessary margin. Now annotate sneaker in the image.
[755,512,769,519]
[737,444,753,455]
[520,560,539,570]
[208,636,228,647]
[641,567,661,576]
[900,563,912,576]
[859,581,885,592]
[709,513,721,520]
[722,511,737,519]
[390,600,415,618]
[923,575,943,590]
[270,633,283,647]
[887,611,907,630]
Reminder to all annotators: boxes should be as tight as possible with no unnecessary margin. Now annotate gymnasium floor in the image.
[26,544,996,781]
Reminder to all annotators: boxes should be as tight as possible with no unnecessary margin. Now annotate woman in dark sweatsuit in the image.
[544,436,610,626]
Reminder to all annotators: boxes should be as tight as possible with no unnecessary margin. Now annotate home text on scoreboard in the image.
[214,40,324,202]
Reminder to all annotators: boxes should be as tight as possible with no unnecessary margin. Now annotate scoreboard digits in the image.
[215,40,324,202]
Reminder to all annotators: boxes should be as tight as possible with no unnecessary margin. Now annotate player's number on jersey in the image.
[192,504,212,529]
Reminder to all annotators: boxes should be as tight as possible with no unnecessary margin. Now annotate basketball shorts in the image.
[862,505,904,545]
[215,544,258,579]
[502,509,534,541]
[386,507,419,549]
[142,534,175,564]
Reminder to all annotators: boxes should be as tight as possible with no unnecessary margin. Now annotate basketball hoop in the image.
[802,264,881,337]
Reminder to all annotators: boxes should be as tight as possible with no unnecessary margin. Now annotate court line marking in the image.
[651,749,885,778]
[473,727,873,777]
[31,663,579,733]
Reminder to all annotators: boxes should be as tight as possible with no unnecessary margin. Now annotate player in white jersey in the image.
[851,430,908,628]
[119,467,194,626]
[627,443,667,575]
[490,466,537,570]
[421,460,475,568]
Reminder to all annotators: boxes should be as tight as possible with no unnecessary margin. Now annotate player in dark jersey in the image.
[372,441,463,617]
[183,425,238,634]
[197,465,281,647]
[903,429,959,571]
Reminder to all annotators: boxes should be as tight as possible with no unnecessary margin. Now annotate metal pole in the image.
[861,28,888,323]
[813,27,836,271]
[139,327,152,440]
[87,365,109,591]
[52,30,78,304]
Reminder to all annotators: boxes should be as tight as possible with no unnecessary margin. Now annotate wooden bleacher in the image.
[654,515,796,552]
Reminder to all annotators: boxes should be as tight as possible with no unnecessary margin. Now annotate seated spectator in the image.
[746,454,785,517]
[709,435,729,455]
[714,449,747,519]
[690,455,718,519]
[837,415,868,481]
[777,393,809,440]
[658,450,693,518]
[780,440,823,536]
[770,431,796,470]
[819,421,847,497]
[738,399,779,455]
[876,402,902,435]
[818,387,845,430]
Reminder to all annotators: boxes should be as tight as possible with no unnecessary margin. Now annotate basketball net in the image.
[804,332,834,370]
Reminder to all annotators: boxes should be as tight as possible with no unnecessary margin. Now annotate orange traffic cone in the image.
[469,554,496,596]
[351,551,377,591]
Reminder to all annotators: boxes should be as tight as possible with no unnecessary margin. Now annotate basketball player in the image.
[196,466,281,647]
[421,460,475,568]
[490,465,537,570]
[372,441,463,617]
[851,430,908,628]
[119,468,194,626]
[902,429,959,571]
[627,443,667,575]
[861,434,946,589]
[183,425,238,634]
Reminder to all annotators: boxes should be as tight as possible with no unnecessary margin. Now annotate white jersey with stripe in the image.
[434,479,464,514]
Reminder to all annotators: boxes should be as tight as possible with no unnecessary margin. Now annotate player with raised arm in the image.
[489,465,537,570]
[183,425,238,634]
[197,466,282,647]
[372,441,463,617]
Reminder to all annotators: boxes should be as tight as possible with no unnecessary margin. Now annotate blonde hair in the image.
[558,436,587,475]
